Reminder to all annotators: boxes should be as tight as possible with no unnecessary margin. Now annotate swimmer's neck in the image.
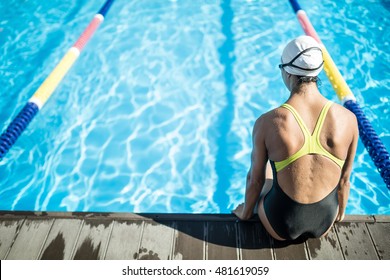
[290,82,322,98]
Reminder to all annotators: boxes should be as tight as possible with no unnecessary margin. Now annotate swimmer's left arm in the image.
[233,116,268,220]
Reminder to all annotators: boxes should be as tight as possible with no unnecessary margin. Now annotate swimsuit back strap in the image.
[275,103,311,172]
[312,101,333,139]
[312,101,345,169]
[274,146,308,172]
[280,103,311,138]
[275,101,345,172]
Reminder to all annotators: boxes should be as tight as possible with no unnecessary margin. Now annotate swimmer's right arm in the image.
[336,115,358,222]
[233,116,268,220]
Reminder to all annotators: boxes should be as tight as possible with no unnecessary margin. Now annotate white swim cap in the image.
[280,35,324,77]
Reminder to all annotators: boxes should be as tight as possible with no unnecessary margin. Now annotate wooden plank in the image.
[335,222,378,260]
[105,220,143,260]
[306,227,343,259]
[0,219,24,259]
[207,222,238,260]
[374,215,390,222]
[1,213,387,261]
[238,222,272,260]
[39,219,83,260]
[72,219,113,260]
[136,220,175,260]
[366,222,390,260]
[273,237,309,260]
[173,221,205,260]
[343,215,375,222]
[6,219,53,260]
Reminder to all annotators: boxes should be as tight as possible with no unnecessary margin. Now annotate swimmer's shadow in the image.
[142,213,307,251]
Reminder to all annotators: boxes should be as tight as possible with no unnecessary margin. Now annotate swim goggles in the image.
[278,47,324,71]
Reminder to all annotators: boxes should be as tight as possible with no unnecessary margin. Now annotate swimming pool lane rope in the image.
[0,0,115,162]
[288,0,390,189]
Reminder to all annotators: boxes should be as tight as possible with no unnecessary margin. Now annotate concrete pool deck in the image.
[0,211,389,260]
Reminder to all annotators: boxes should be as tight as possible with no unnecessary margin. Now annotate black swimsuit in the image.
[263,161,339,240]
[262,102,343,240]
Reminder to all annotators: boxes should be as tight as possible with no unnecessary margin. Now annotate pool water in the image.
[0,0,389,214]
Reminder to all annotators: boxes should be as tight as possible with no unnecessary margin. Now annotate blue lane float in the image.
[344,101,390,187]
[0,103,39,159]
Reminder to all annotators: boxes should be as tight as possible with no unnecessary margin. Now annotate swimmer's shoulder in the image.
[329,101,358,126]
[253,107,284,132]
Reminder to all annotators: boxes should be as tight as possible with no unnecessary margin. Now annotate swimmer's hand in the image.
[335,212,345,222]
[232,203,253,220]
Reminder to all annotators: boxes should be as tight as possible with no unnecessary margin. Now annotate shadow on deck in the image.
[0,211,389,260]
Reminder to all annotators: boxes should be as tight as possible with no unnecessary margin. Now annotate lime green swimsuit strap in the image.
[313,102,345,169]
[281,103,311,137]
[312,101,333,137]
[274,103,310,172]
[274,101,345,172]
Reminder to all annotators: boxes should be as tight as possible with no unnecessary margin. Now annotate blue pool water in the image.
[0,0,389,214]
